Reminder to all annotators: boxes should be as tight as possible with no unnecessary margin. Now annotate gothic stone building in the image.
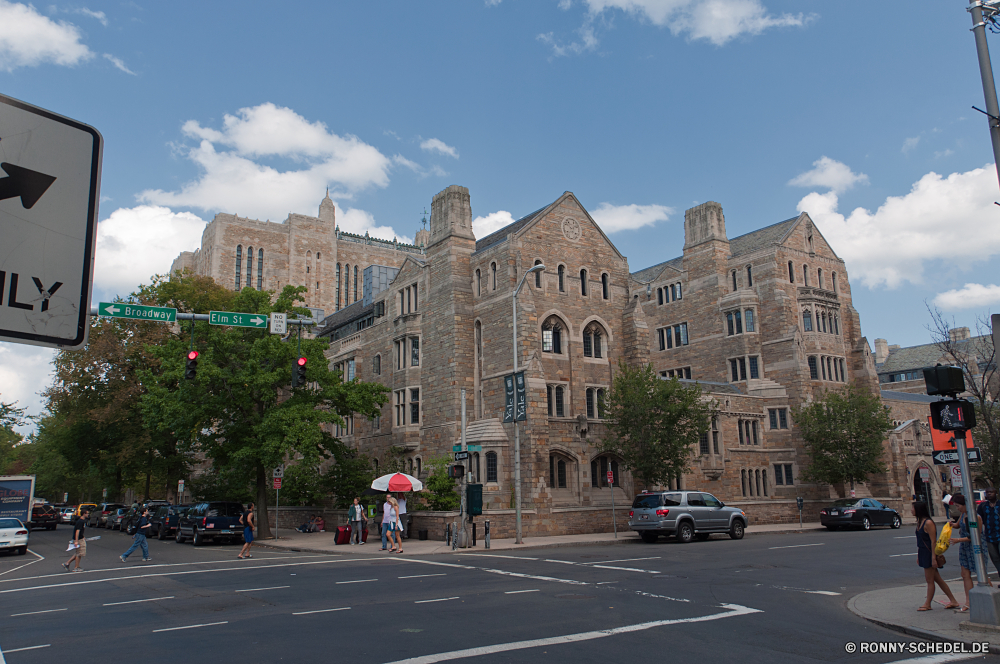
[313,185,915,537]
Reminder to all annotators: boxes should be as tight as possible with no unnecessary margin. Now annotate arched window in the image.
[558,265,565,292]
[354,265,359,302]
[591,455,619,487]
[549,454,567,489]
[818,268,824,289]
[756,469,762,497]
[596,388,605,418]
[580,269,588,296]
[555,386,565,417]
[257,249,264,290]
[833,314,840,335]
[657,288,663,305]
[235,245,243,290]
[802,310,813,332]
[832,272,838,293]
[336,263,342,310]
[731,270,738,291]
[491,262,497,291]
[820,311,827,333]
[408,458,414,474]
[247,246,254,289]
[486,451,498,483]
[475,269,481,296]
[373,354,381,375]
[534,260,542,288]
[344,264,350,304]
[746,265,753,288]
[602,273,609,300]
[306,251,311,274]
[741,469,747,497]
[542,316,563,354]
[675,282,682,300]
[586,388,595,418]
[803,265,809,287]
[788,261,794,283]
[583,322,605,358]
[762,469,768,496]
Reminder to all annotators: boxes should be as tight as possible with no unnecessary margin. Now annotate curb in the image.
[846,593,1000,656]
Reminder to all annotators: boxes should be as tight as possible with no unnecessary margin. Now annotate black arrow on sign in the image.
[0,162,56,209]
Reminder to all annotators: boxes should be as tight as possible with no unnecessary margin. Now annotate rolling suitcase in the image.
[335,524,351,545]
[361,527,368,543]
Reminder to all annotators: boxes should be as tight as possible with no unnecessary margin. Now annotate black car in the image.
[820,498,901,531]
[151,504,189,540]
[27,504,58,530]
[176,501,245,545]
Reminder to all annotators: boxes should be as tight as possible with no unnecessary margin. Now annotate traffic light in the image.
[930,399,977,432]
[448,464,464,479]
[184,350,198,380]
[292,356,307,387]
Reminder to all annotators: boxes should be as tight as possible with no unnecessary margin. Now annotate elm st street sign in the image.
[209,311,267,328]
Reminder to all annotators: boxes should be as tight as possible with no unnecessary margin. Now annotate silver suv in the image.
[628,490,747,543]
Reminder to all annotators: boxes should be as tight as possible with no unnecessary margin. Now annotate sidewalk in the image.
[255,520,828,557]
[849,579,1000,655]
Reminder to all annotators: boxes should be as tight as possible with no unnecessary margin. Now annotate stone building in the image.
[316,185,917,536]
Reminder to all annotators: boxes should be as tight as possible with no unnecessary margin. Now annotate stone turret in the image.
[429,185,475,248]
[683,201,728,250]
[319,189,335,223]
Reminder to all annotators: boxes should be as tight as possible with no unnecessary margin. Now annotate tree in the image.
[423,455,459,511]
[600,361,713,490]
[0,397,25,475]
[324,442,376,508]
[794,384,893,491]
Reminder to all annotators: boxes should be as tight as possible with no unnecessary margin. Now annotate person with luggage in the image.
[349,498,366,545]
[238,503,255,559]
[120,507,151,563]
[63,508,89,572]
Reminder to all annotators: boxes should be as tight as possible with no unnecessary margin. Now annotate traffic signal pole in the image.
[967,1,1000,192]
[955,430,989,587]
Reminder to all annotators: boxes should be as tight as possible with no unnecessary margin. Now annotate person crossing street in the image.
[120,507,151,562]
[62,508,89,572]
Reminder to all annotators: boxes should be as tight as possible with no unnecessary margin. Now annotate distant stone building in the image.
[875,328,992,396]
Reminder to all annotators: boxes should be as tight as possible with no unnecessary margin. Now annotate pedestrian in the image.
[397,493,408,540]
[349,498,365,545]
[950,494,985,611]
[238,503,255,559]
[380,496,390,550]
[977,487,1000,580]
[63,508,89,572]
[120,507,152,563]
[386,495,403,554]
[914,501,960,611]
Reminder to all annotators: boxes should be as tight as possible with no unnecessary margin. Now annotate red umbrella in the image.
[371,473,423,492]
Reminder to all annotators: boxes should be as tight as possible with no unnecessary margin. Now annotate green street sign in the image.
[209,311,268,328]
[98,302,176,322]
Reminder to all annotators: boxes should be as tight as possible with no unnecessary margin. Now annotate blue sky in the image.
[2,0,999,430]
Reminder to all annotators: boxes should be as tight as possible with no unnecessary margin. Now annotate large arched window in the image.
[580,269,588,296]
[788,260,794,283]
[257,249,264,290]
[246,246,254,289]
[583,322,605,358]
[803,265,809,287]
[542,316,563,354]
[491,262,497,291]
[354,265,359,302]
[235,245,243,290]
[344,264,350,304]
[534,260,543,288]
[336,263,342,311]
[558,265,565,292]
[475,269,481,296]
[590,455,619,487]
[485,451,498,483]
[602,273,609,300]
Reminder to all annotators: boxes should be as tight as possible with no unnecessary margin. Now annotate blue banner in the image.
[0,476,35,522]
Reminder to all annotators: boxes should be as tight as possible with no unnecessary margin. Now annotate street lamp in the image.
[513,263,545,545]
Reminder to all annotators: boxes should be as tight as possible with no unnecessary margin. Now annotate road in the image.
[0,524,995,663]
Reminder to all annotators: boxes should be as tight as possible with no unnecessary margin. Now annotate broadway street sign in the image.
[209,311,267,328]
[98,302,176,322]
[932,447,982,465]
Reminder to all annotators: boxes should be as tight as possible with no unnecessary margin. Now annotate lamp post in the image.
[513,263,546,545]
[966,1,1000,192]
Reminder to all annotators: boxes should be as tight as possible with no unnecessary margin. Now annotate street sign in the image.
[454,451,469,461]
[0,94,103,350]
[606,470,614,486]
[98,301,176,322]
[63,493,68,503]
[951,465,963,488]
[209,311,267,328]
[918,467,929,482]
[177,480,185,495]
[929,417,955,451]
[932,447,982,465]
[273,478,282,490]
[273,466,284,479]
[270,312,287,335]
[102,488,107,499]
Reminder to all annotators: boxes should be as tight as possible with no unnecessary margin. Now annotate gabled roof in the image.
[729,216,799,257]
[630,256,683,283]
[475,206,548,252]
[877,335,991,374]
[317,301,374,338]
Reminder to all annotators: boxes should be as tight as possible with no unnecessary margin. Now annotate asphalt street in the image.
[0,524,996,664]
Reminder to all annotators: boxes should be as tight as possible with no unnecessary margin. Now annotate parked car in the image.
[59,508,76,524]
[176,501,246,545]
[820,498,901,531]
[89,503,126,528]
[74,503,98,519]
[108,508,129,531]
[151,504,189,540]
[628,490,747,543]
[27,504,58,531]
[0,518,29,555]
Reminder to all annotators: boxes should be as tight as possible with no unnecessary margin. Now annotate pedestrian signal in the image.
[184,350,198,380]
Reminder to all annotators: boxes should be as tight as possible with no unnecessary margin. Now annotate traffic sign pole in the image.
[955,431,989,586]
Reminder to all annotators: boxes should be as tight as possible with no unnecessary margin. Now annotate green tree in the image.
[601,361,713,490]
[324,443,375,508]
[793,384,893,492]
[424,455,459,511]
[0,397,26,475]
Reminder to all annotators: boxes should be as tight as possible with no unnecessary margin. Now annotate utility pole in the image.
[967,0,1000,191]
[460,388,467,548]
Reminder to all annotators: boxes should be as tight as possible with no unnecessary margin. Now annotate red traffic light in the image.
[297,357,307,366]
[187,350,199,361]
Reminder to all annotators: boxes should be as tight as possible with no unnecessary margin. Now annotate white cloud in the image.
[392,154,423,173]
[103,53,134,74]
[420,138,459,159]
[138,103,394,222]
[902,136,920,154]
[935,148,954,159]
[485,0,502,5]
[93,205,207,298]
[338,206,413,244]
[537,21,599,57]
[70,7,107,25]
[0,0,92,71]
[590,202,673,232]
[583,0,811,46]
[473,211,516,238]
[559,0,573,8]
[797,162,1000,289]
[788,156,868,194]
[934,283,1000,311]
[0,342,55,435]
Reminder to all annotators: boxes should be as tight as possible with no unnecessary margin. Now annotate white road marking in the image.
[415,597,460,604]
[889,553,918,557]
[10,608,66,616]
[337,579,377,584]
[596,582,617,585]
[399,574,447,579]
[543,559,578,565]
[234,586,289,592]
[633,590,690,603]
[589,565,660,574]
[583,557,661,566]
[0,549,45,578]
[894,536,911,539]
[459,554,539,561]
[767,543,825,550]
[385,604,762,664]
[153,621,228,633]
[104,597,174,606]
[0,645,50,654]
[886,654,987,663]
[804,591,841,596]
[293,607,351,615]
[505,589,539,594]
[404,558,590,586]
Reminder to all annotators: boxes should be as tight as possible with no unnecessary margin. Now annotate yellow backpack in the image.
[935,521,953,556]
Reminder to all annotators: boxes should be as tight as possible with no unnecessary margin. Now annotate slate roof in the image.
[676,378,744,395]
[630,256,683,283]
[475,206,549,252]
[876,335,991,375]
[880,390,941,404]
[317,301,374,338]
[728,216,799,257]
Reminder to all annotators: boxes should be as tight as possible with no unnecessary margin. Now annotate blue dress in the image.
[959,514,977,572]
[916,518,933,569]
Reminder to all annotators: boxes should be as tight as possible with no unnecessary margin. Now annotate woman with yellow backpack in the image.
[915,501,960,611]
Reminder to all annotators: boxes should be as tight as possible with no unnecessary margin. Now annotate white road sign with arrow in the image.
[0,93,103,350]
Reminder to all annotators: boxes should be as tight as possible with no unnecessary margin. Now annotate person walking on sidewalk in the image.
[238,503,255,559]
[914,501,960,611]
[349,498,366,545]
[382,495,402,553]
[950,494,986,611]
[977,488,1000,579]
[63,508,89,572]
[120,507,151,563]
[397,493,408,540]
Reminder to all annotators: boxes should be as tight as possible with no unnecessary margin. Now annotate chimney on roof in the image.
[949,327,971,343]
[683,201,728,250]
[874,338,889,364]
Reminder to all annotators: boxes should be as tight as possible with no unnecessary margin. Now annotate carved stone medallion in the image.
[562,218,582,242]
